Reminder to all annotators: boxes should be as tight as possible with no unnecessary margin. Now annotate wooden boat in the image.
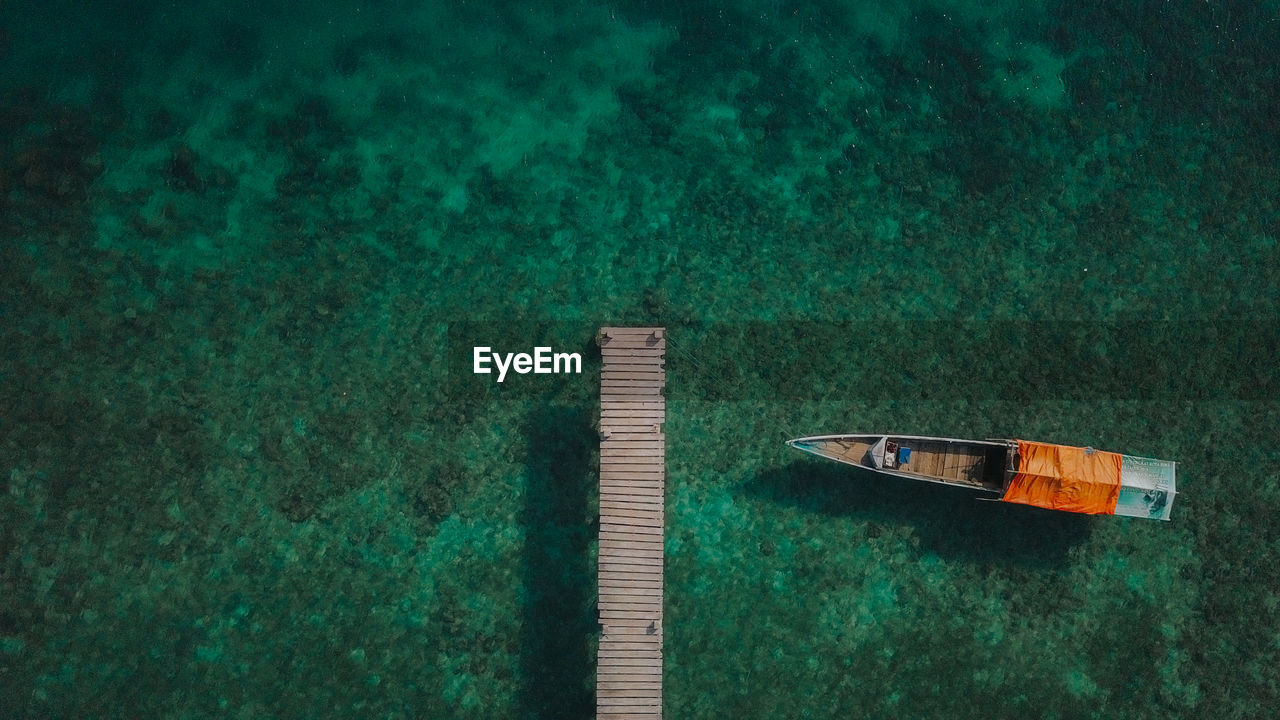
[786,434,1176,521]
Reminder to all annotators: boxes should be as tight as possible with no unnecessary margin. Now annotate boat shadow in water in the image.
[743,461,1092,570]
[518,404,596,719]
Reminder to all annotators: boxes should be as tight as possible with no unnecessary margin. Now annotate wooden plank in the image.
[600,430,664,439]
[600,481,664,491]
[597,646,663,657]
[597,693,662,703]
[596,667,661,678]
[596,599,660,609]
[599,469,663,479]
[599,532,663,545]
[601,447,666,458]
[597,650,662,661]
[598,535,663,547]
[600,587,663,599]
[597,682,661,692]
[599,405,661,412]
[599,698,663,709]
[599,332,665,343]
[600,340,666,351]
[600,456,664,465]
[601,517,664,531]
[599,458,664,468]
[598,586,663,598]
[602,373,666,382]
[601,444,665,453]
[601,468,665,477]
[599,555,664,569]
[601,400,665,409]
[599,575,663,588]
[601,440,666,449]
[600,516,664,530]
[596,645,665,655]
[599,333,664,343]
[600,487,664,499]
[602,380,666,390]
[599,528,663,540]
[596,415,660,425]
[597,546,663,561]
[599,353,665,363]
[600,507,664,521]
[601,622,663,633]
[603,614,663,624]
[600,494,663,506]
[599,460,664,470]
[600,482,664,492]
[599,501,664,513]
[596,384,660,394]
[599,492,664,502]
[599,558,663,570]
[596,684,661,696]
[596,576,660,589]
[596,685,662,694]
[600,565,664,576]
[598,683,663,693]
[600,488,665,499]
[599,535,663,546]
[600,363,665,373]
[598,565,664,577]
[600,344,666,354]
[602,408,665,418]
[600,509,664,522]
[600,420,664,430]
[598,560,661,574]
[598,697,661,707]
[596,481,660,491]
[600,326,664,333]
[599,571,664,583]
[600,488,664,498]
[600,571,663,582]
[602,523,663,536]
[601,589,662,599]
[601,585,663,595]
[599,617,660,627]
[599,473,662,483]
[600,486,664,496]
[596,545,665,558]
[600,423,662,432]
[596,343,665,351]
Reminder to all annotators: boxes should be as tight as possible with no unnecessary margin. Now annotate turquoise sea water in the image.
[2,1,1278,717]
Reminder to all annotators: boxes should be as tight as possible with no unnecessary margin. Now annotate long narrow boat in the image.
[786,434,1176,521]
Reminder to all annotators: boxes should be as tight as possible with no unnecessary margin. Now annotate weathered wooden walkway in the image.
[597,326,665,720]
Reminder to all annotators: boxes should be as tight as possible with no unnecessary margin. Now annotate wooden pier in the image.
[597,326,665,720]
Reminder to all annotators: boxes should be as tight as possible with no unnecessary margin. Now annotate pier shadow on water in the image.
[518,404,596,719]
[743,461,1091,571]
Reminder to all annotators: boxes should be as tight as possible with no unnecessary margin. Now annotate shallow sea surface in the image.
[1,1,1277,718]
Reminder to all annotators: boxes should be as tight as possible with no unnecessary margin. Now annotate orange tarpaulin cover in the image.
[1001,440,1122,515]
